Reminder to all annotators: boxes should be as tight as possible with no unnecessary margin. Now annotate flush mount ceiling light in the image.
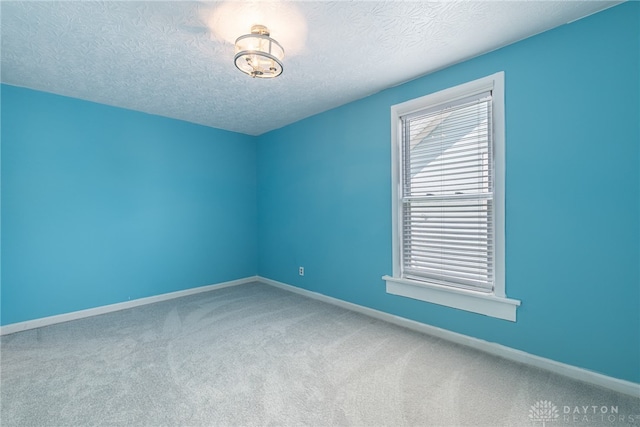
[234,24,284,79]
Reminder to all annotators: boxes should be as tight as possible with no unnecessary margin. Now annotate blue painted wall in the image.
[1,85,257,325]
[257,2,640,383]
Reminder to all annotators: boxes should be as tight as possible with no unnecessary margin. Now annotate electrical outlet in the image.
[299,266,304,276]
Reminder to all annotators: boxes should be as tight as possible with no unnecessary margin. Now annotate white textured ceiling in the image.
[1,1,620,135]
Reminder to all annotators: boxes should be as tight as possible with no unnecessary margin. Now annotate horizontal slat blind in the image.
[401,93,494,292]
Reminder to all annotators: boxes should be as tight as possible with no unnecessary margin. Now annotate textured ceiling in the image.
[1,1,620,136]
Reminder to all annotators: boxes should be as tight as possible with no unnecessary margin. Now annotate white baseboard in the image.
[0,276,259,336]
[258,276,640,398]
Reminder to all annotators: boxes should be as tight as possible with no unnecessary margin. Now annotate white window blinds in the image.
[400,92,494,292]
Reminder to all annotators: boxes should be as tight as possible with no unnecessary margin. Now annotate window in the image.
[383,72,520,321]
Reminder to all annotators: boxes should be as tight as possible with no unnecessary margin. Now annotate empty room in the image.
[1,1,639,425]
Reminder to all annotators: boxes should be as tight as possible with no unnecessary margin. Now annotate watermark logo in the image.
[529,400,560,426]
[528,400,639,425]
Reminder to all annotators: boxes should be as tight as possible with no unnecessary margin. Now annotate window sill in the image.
[382,275,520,321]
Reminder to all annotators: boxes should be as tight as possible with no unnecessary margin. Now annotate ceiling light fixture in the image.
[234,24,284,79]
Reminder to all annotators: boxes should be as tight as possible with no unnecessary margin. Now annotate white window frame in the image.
[383,72,520,321]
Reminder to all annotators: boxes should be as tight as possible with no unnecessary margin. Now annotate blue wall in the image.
[1,86,257,325]
[257,2,640,383]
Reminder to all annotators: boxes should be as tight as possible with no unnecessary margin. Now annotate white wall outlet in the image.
[299,266,304,276]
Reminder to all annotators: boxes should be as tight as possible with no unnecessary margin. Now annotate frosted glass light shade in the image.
[234,25,284,78]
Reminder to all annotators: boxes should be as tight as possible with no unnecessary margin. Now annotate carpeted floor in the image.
[1,282,638,426]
